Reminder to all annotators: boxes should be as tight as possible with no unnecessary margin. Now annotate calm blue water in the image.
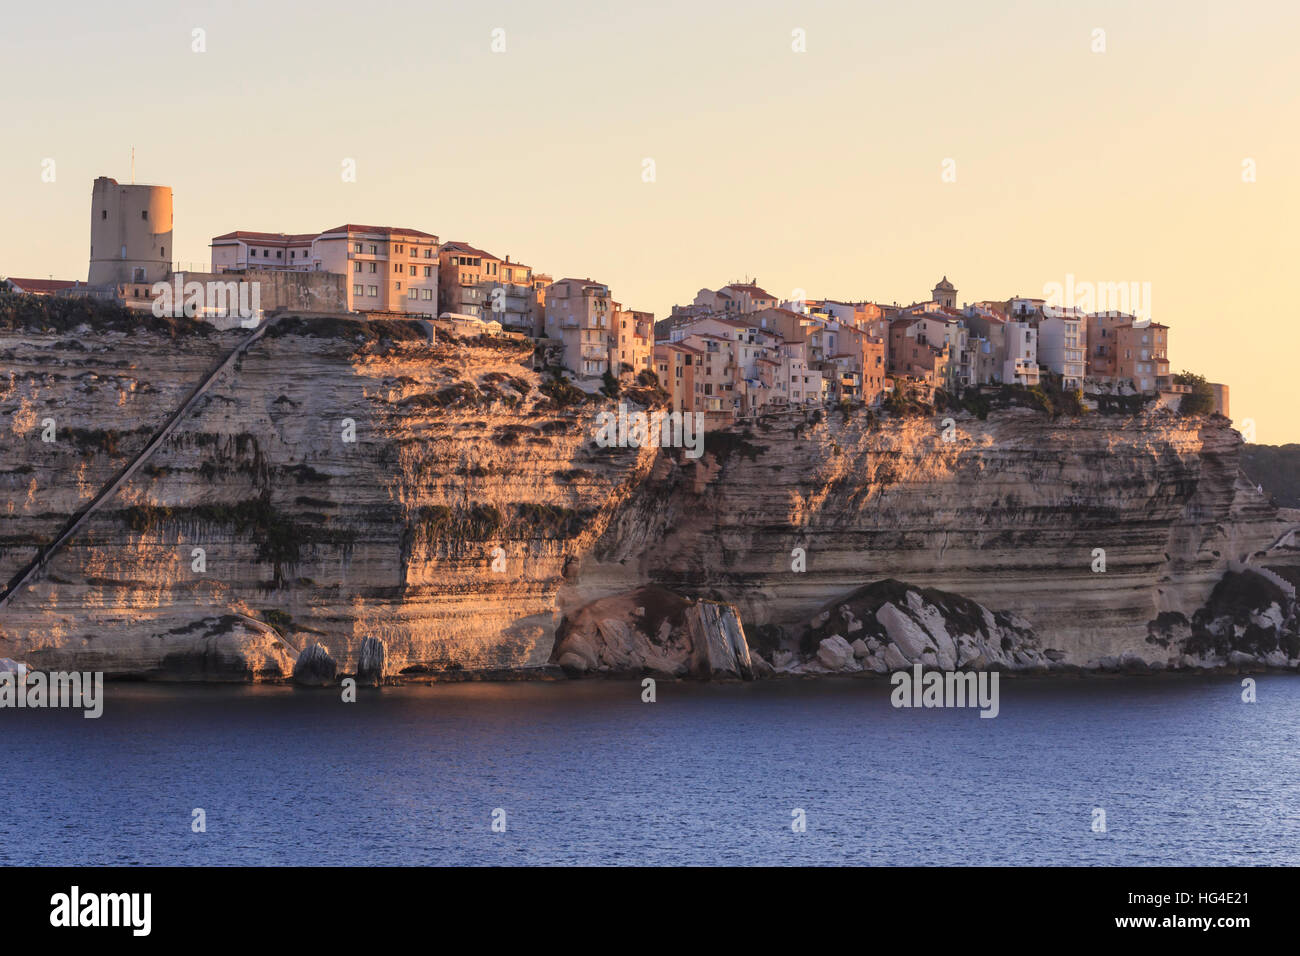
[1,676,1295,866]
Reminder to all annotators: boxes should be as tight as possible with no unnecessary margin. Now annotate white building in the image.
[1003,320,1040,386]
[1037,310,1087,389]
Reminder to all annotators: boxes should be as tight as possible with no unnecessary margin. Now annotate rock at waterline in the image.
[686,601,754,680]
[357,637,386,685]
[816,635,858,671]
[292,644,338,686]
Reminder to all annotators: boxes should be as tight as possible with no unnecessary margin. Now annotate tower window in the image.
[142,210,148,221]
[101,210,107,220]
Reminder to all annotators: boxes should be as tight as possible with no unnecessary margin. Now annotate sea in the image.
[2,675,1295,866]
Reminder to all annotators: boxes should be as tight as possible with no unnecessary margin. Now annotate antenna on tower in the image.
[130,147,135,184]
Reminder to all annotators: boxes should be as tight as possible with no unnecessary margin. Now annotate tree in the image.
[1174,370,1214,416]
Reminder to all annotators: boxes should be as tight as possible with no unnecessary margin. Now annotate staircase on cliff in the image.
[0,317,279,612]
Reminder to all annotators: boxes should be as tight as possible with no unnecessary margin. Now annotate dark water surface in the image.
[2,676,1295,865]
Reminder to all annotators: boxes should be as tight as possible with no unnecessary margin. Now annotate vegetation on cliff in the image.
[0,290,212,337]
[1173,370,1215,416]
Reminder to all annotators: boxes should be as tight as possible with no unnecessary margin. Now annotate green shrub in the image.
[1174,370,1215,416]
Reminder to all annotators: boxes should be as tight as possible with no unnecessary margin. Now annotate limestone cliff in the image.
[1,310,1293,680]
[572,406,1290,667]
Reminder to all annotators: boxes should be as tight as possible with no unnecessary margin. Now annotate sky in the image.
[1,0,1297,441]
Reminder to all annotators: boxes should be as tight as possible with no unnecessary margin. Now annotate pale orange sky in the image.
[2,0,1297,440]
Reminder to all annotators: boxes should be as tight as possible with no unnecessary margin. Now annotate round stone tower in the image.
[88,176,173,285]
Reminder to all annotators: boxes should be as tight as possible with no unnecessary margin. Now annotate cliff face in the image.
[1,317,655,677]
[572,407,1284,664]
[0,315,1290,678]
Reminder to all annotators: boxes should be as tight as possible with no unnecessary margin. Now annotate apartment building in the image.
[678,333,736,414]
[779,339,824,406]
[654,342,700,413]
[544,277,614,380]
[657,312,830,417]
[685,280,779,316]
[437,241,539,331]
[1002,319,1040,386]
[1113,322,1170,393]
[1036,309,1088,389]
[210,223,439,314]
[613,307,654,377]
[889,318,953,393]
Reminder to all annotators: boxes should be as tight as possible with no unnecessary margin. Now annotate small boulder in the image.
[557,652,589,675]
[1228,650,1258,669]
[816,635,856,671]
[883,643,910,671]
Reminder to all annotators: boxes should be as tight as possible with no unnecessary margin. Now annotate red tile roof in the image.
[2,277,78,294]
[211,230,317,244]
[725,283,775,299]
[440,240,499,260]
[319,224,438,239]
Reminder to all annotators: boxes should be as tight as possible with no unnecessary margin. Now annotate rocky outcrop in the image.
[356,636,386,685]
[550,586,753,679]
[1147,566,1300,670]
[685,601,753,680]
[766,579,1051,675]
[292,644,337,686]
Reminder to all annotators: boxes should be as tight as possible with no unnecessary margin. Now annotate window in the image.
[101,210,107,220]
[369,244,377,255]
[355,242,363,254]
[369,262,376,273]
[421,289,433,300]
[396,281,401,290]
[160,247,165,258]
[355,262,362,273]
[353,284,363,296]
[367,285,378,297]
[141,210,148,221]
[276,250,283,258]
[425,249,433,258]
[409,265,416,276]
[394,264,401,273]
[263,249,269,257]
